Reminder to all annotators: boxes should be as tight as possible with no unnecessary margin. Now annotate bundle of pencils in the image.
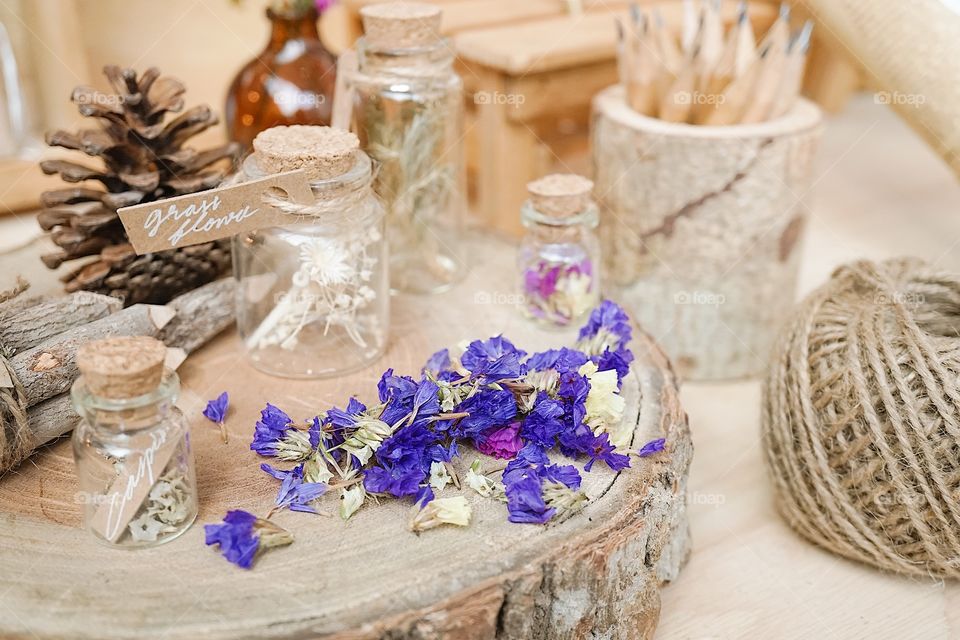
[617,1,813,125]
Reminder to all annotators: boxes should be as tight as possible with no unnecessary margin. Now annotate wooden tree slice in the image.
[0,236,692,640]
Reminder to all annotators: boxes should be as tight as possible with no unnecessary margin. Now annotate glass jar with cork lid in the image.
[71,336,198,548]
[232,125,388,378]
[518,174,601,327]
[345,1,466,293]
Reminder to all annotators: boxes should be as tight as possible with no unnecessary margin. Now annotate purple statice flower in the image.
[520,393,565,448]
[453,387,518,440]
[477,422,523,460]
[540,463,582,490]
[415,485,435,508]
[204,510,260,569]
[423,348,452,375]
[363,463,426,497]
[261,463,327,514]
[577,300,632,349]
[638,438,666,457]
[202,391,230,444]
[501,445,553,523]
[325,397,367,430]
[308,415,322,449]
[251,403,294,456]
[576,300,635,385]
[525,347,589,374]
[524,262,562,300]
[378,370,441,428]
[461,336,527,380]
[504,473,555,524]
[363,424,438,498]
[205,510,293,569]
[315,0,336,12]
[582,431,631,472]
[557,371,590,430]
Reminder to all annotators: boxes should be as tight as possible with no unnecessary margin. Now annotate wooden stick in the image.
[8,304,175,408]
[0,292,122,355]
[659,45,699,123]
[158,278,236,354]
[625,6,658,117]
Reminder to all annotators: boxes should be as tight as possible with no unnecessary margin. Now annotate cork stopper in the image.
[252,125,360,182]
[526,174,594,218]
[76,336,167,399]
[360,2,442,49]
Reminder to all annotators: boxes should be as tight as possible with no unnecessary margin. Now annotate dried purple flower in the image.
[202,391,230,444]
[461,336,527,380]
[251,403,294,456]
[477,422,523,460]
[638,438,666,457]
[204,510,293,569]
[261,463,328,515]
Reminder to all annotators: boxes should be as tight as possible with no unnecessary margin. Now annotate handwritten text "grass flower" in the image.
[144,195,259,248]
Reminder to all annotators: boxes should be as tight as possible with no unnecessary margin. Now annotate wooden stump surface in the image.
[0,234,692,640]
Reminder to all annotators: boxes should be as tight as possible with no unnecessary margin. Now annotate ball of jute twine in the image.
[763,258,960,578]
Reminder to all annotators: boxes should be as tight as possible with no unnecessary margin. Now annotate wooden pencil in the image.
[739,3,791,123]
[770,19,813,118]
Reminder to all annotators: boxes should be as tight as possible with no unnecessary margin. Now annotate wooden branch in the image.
[2,279,237,474]
[8,304,175,408]
[0,292,122,355]
[158,278,235,354]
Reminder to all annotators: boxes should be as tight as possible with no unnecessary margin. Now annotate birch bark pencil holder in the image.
[592,85,822,381]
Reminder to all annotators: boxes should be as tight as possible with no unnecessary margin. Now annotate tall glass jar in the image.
[346,2,466,293]
[71,337,198,548]
[517,174,601,327]
[233,126,388,378]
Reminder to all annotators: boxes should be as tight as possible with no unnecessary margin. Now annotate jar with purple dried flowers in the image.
[518,174,601,327]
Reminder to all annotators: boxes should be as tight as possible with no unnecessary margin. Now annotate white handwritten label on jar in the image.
[117,170,315,254]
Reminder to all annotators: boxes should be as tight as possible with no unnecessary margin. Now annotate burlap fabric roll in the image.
[763,258,960,578]
[798,0,960,176]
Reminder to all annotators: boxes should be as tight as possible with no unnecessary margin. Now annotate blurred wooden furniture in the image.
[342,0,783,235]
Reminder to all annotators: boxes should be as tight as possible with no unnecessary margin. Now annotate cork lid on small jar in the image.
[252,125,360,182]
[526,174,595,218]
[360,2,442,49]
[76,336,167,399]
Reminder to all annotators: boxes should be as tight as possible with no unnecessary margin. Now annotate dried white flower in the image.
[579,361,628,448]
[341,417,393,466]
[409,496,472,532]
[429,461,452,491]
[340,484,366,521]
[465,459,506,501]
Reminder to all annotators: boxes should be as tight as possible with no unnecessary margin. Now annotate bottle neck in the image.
[522,201,598,243]
[356,37,454,78]
[266,7,321,50]
[72,371,180,433]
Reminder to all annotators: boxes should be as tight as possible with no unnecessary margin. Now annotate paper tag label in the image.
[89,428,180,542]
[117,169,315,255]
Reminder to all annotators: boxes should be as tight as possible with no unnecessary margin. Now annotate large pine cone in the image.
[38,65,241,305]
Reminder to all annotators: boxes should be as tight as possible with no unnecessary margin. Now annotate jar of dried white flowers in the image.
[233,125,388,378]
[71,336,198,548]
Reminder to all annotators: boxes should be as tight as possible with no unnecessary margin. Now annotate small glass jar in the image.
[72,344,197,548]
[346,3,466,293]
[233,145,388,378]
[517,175,601,327]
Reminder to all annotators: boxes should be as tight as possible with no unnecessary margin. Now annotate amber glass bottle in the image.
[225,5,336,149]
